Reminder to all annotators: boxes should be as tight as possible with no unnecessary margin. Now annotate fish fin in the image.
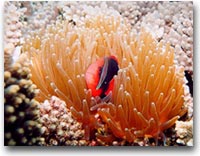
[96,57,109,90]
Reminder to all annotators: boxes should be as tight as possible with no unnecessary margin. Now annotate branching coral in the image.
[4,43,15,71]
[4,1,26,46]
[175,119,193,146]
[23,14,186,144]
[56,1,120,24]
[133,1,193,74]
[40,96,86,146]
[108,1,159,26]
[4,2,26,71]
[4,61,43,145]
[22,1,59,32]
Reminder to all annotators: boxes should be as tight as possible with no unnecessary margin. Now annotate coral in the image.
[56,1,120,24]
[183,83,193,118]
[57,1,193,76]
[23,13,187,143]
[39,96,87,146]
[4,61,43,146]
[108,1,159,26]
[8,1,192,74]
[4,2,27,71]
[4,1,26,46]
[133,1,193,75]
[4,1,193,75]
[4,1,192,146]
[175,119,193,146]
[161,2,193,73]
[21,2,59,33]
[112,2,142,26]
[4,43,15,71]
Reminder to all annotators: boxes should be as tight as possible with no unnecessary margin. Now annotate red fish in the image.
[85,55,119,98]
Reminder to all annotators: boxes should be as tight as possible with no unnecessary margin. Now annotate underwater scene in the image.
[4,1,193,146]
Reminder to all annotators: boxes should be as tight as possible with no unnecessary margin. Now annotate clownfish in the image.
[85,55,119,98]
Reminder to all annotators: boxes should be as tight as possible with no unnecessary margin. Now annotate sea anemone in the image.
[23,14,186,143]
[95,32,186,143]
[23,15,130,140]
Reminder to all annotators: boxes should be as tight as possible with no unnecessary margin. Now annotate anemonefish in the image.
[85,55,119,98]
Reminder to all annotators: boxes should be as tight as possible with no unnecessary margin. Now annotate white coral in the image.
[175,119,193,146]
[4,2,26,46]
